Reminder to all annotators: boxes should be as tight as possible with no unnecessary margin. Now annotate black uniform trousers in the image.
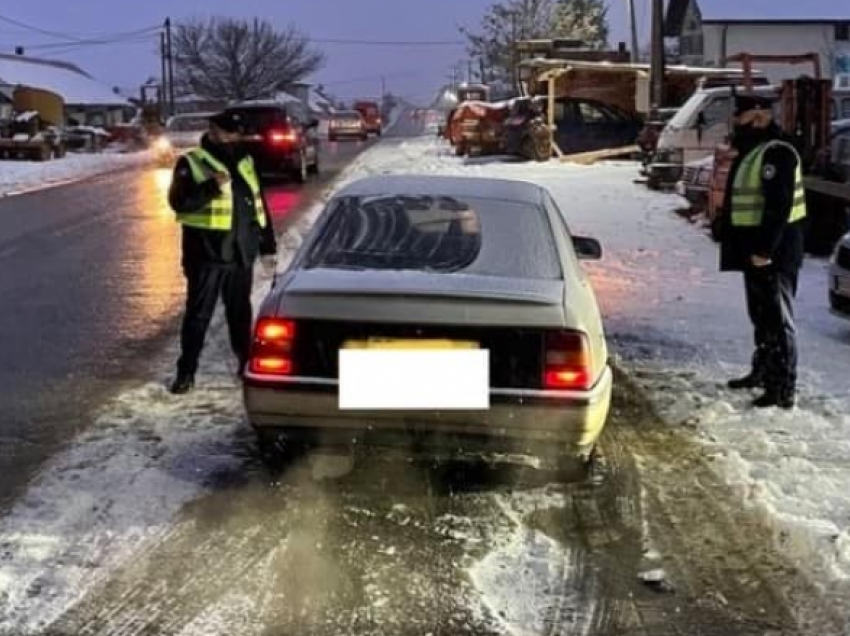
[744,266,799,395]
[177,264,254,377]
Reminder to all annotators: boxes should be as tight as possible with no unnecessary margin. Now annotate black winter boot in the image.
[169,372,195,395]
[727,372,766,390]
[752,390,795,410]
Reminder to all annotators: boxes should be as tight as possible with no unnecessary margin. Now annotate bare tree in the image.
[460,0,556,84]
[173,16,325,102]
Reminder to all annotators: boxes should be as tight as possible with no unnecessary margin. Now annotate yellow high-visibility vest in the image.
[176,148,267,231]
[730,140,807,227]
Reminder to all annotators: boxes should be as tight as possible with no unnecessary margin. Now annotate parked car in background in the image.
[547,97,641,156]
[676,154,714,211]
[829,231,850,319]
[832,90,850,121]
[243,174,612,474]
[830,118,850,182]
[637,107,679,173]
[503,96,550,161]
[449,101,511,157]
[155,112,215,166]
[650,85,778,187]
[224,101,320,182]
[328,110,367,142]
[353,100,382,136]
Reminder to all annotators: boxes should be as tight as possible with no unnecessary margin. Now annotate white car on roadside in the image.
[155,112,217,165]
[830,231,850,319]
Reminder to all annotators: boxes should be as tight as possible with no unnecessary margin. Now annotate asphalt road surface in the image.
[0,134,380,512]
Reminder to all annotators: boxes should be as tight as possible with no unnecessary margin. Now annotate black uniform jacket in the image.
[719,125,805,275]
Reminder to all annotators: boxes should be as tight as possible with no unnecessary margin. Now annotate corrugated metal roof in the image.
[0,53,129,106]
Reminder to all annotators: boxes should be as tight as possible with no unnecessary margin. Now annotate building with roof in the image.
[665,0,850,85]
[0,53,133,126]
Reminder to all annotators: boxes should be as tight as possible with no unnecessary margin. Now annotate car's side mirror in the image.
[573,236,602,260]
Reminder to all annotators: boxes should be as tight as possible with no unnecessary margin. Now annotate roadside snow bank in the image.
[0,149,151,197]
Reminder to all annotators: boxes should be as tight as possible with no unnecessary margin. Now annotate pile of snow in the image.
[0,150,152,197]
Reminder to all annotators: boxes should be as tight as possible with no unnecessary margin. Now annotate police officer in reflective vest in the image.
[720,94,806,409]
[167,111,277,394]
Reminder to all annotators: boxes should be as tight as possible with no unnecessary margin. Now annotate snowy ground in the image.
[0,148,152,197]
[2,134,850,633]
[272,138,850,604]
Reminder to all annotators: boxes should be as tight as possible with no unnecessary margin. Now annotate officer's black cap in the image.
[208,111,243,134]
[733,94,773,116]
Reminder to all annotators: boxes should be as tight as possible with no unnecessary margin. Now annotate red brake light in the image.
[543,331,592,390]
[269,129,298,144]
[257,319,295,341]
[249,318,296,376]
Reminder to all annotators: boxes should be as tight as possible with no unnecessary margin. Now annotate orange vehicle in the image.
[353,100,382,136]
[448,100,511,157]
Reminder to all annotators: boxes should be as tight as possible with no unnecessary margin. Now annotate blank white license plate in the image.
[338,349,490,410]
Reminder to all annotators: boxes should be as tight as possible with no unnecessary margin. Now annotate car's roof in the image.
[333,175,546,206]
[170,112,216,119]
[226,102,286,111]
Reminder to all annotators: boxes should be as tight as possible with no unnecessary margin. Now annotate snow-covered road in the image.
[1,135,849,634]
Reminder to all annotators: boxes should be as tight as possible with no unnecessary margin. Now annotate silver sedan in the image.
[243,175,612,471]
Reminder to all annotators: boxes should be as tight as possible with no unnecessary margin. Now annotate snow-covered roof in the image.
[308,90,333,113]
[0,53,129,106]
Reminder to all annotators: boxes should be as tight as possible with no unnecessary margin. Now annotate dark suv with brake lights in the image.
[223,101,320,183]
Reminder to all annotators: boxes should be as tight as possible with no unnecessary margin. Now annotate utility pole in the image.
[165,17,175,118]
[627,0,640,63]
[510,10,519,92]
[160,31,168,116]
[649,0,666,115]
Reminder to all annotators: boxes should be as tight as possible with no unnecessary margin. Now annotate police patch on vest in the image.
[762,164,776,180]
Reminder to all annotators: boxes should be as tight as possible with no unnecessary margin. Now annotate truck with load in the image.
[0,86,67,161]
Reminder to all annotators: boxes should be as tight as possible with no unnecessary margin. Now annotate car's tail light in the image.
[269,129,298,145]
[249,318,296,376]
[543,330,593,390]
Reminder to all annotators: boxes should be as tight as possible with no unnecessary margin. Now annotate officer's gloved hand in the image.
[260,254,277,278]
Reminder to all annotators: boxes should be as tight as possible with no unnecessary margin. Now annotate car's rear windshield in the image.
[304,193,561,279]
[167,116,208,131]
[337,112,362,120]
[224,107,286,131]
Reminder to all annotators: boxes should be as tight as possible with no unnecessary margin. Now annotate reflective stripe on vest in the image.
[176,148,267,231]
[730,140,807,227]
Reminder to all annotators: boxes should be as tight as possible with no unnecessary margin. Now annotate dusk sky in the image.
[0,0,845,104]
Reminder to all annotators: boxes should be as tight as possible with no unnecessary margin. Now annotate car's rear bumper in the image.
[243,366,612,453]
[329,129,366,138]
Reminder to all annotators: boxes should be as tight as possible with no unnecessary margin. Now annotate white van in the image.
[649,85,780,185]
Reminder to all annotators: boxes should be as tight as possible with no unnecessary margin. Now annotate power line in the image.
[0,11,159,46]
[20,32,159,51]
